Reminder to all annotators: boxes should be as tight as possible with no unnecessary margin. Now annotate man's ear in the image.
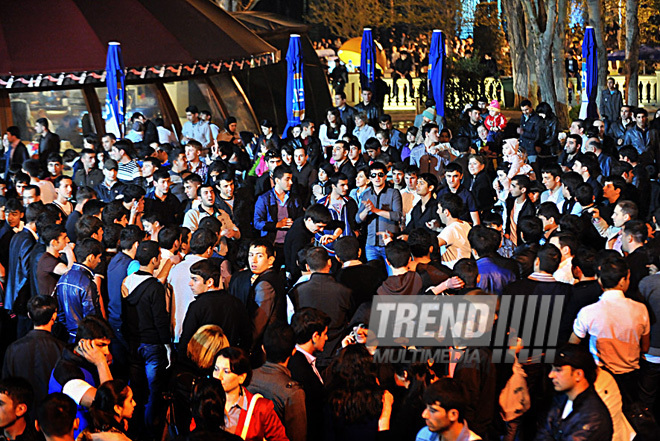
[267,255,276,267]
[15,402,27,418]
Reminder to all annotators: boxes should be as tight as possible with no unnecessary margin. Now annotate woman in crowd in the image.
[212,347,288,441]
[319,108,347,157]
[349,165,371,204]
[79,380,135,441]
[182,377,242,441]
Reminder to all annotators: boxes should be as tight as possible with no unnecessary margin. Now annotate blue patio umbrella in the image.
[284,34,305,135]
[428,30,446,117]
[105,42,125,138]
[580,26,598,120]
[360,28,376,90]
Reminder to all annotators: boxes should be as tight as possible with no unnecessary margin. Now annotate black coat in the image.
[39,131,61,166]
[519,112,543,155]
[464,171,496,213]
[504,197,536,247]
[178,290,253,353]
[288,351,326,441]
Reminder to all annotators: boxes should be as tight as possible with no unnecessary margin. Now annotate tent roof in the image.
[232,11,309,35]
[0,0,278,89]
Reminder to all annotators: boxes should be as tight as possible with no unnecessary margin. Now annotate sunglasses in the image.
[370,172,385,178]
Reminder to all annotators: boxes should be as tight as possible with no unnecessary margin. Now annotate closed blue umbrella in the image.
[360,28,376,90]
[105,42,125,138]
[428,30,446,117]
[580,26,598,120]
[284,34,305,135]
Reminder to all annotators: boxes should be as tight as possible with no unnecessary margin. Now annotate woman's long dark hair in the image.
[325,345,383,424]
[190,377,227,431]
[89,380,131,433]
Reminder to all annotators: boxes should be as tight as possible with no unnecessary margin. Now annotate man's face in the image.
[379,120,393,131]
[23,189,39,206]
[549,365,578,394]
[267,157,283,172]
[275,173,293,192]
[51,232,70,253]
[200,187,215,208]
[569,121,583,135]
[607,78,615,90]
[312,327,329,353]
[392,170,404,186]
[155,177,171,194]
[612,205,628,227]
[101,136,114,151]
[366,148,379,160]
[0,393,24,429]
[621,231,634,254]
[294,149,307,167]
[57,179,73,200]
[184,181,200,200]
[48,161,63,177]
[469,109,480,124]
[477,125,488,140]
[542,173,559,191]
[422,403,452,434]
[304,218,327,234]
[426,128,439,144]
[189,274,211,296]
[636,113,648,129]
[405,173,418,190]
[102,166,116,181]
[174,153,188,170]
[602,181,619,202]
[468,158,484,176]
[349,145,360,160]
[621,107,631,120]
[593,121,605,138]
[219,179,234,199]
[362,91,372,104]
[248,246,274,275]
[332,144,347,162]
[87,252,103,270]
[376,133,389,148]
[370,169,386,188]
[510,180,524,198]
[521,105,531,117]
[6,210,22,228]
[416,178,431,196]
[565,138,578,155]
[141,161,156,178]
[539,215,554,231]
[80,338,112,364]
[333,94,346,107]
[185,146,200,162]
[303,123,315,137]
[81,152,96,171]
[354,116,365,128]
[333,180,349,197]
[15,182,26,197]
[445,171,461,190]
[572,160,585,176]
[186,111,199,123]
[35,122,45,135]
[142,220,155,235]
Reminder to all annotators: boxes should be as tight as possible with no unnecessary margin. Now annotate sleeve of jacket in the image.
[388,189,403,223]
[284,387,307,441]
[82,280,97,318]
[152,282,172,344]
[254,194,276,232]
[253,281,276,342]
[178,301,199,352]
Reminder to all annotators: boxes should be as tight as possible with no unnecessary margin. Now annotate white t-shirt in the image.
[439,220,472,269]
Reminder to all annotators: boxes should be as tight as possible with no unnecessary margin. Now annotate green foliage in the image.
[305,0,389,40]
[443,53,491,129]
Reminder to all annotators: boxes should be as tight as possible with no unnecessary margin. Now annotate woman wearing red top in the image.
[213,347,289,441]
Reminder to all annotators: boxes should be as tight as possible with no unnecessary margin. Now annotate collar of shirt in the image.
[231,387,248,411]
[26,226,38,241]
[528,272,556,282]
[600,289,625,300]
[295,344,317,365]
[12,221,24,233]
[273,189,289,206]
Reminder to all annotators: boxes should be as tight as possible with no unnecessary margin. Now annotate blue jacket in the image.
[55,263,100,342]
[107,252,133,329]
[623,125,654,154]
[253,189,303,243]
[4,229,37,315]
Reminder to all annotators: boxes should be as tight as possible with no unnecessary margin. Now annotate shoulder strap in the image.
[240,393,263,440]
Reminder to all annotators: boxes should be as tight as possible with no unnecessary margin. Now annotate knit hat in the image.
[422,107,437,121]
[487,100,501,112]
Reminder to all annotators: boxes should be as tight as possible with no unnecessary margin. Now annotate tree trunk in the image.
[625,0,640,105]
[521,0,559,111]
[586,0,609,114]
[552,0,570,128]
[502,0,529,107]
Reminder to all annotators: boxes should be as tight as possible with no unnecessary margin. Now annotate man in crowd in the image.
[36,118,61,170]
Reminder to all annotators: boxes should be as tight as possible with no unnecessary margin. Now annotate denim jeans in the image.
[365,244,387,262]
[137,343,167,434]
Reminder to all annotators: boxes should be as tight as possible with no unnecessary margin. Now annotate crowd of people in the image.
[1,82,660,441]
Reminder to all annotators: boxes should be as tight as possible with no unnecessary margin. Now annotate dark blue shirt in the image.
[107,252,133,328]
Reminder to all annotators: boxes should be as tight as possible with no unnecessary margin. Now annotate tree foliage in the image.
[305,0,389,40]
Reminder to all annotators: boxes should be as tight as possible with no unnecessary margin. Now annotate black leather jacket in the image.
[539,114,559,155]
[535,386,613,441]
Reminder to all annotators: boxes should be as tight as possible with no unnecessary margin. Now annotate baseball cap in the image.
[553,344,596,374]
[104,158,118,171]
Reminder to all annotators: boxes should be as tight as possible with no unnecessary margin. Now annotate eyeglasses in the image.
[370,172,385,178]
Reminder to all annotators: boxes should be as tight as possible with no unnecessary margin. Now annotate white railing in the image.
[568,74,660,108]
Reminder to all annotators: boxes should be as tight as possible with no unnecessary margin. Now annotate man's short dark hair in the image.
[623,219,648,244]
[573,248,598,278]
[619,145,639,163]
[190,259,221,288]
[263,323,296,364]
[306,247,330,272]
[445,162,463,175]
[453,258,479,287]
[153,169,170,183]
[549,231,579,256]
[537,244,562,274]
[329,172,348,188]
[560,172,583,197]
[0,377,34,412]
[185,105,199,114]
[189,228,217,255]
[511,174,531,191]
[617,200,638,220]
[574,183,594,206]
[421,122,439,138]
[24,184,41,197]
[304,204,332,224]
[36,118,49,129]
[520,99,532,108]
[634,107,648,117]
[519,216,543,244]
[272,165,291,181]
[101,200,129,226]
[82,199,105,217]
[249,238,275,259]
[184,173,203,186]
[76,186,97,203]
[417,173,438,192]
[540,163,563,178]
[385,240,411,269]
[47,153,62,164]
[25,202,45,224]
[567,134,583,147]
[28,295,58,326]
[468,225,500,257]
[6,126,21,138]
[37,393,77,437]
[369,161,387,173]
[135,240,160,266]
[574,153,601,177]
[334,236,360,262]
[121,184,146,204]
[75,316,113,343]
[537,202,561,224]
[408,228,437,258]
[291,307,331,345]
[76,215,103,241]
[74,238,103,263]
[22,159,41,178]
[158,226,180,250]
[598,251,629,289]
[118,225,143,251]
[423,378,467,423]
[53,175,72,190]
[438,193,464,219]
[41,223,66,246]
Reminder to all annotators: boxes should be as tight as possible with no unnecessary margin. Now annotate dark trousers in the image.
[612,369,639,414]
[639,358,660,411]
